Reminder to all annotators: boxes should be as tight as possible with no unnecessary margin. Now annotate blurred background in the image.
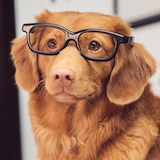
[0,0,160,159]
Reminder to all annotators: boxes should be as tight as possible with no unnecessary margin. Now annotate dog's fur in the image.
[11,10,160,160]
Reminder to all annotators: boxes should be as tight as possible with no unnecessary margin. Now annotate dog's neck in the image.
[29,91,139,133]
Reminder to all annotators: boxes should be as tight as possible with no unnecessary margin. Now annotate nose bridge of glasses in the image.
[65,32,80,42]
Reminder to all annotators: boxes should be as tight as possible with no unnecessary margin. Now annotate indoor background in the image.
[0,0,160,159]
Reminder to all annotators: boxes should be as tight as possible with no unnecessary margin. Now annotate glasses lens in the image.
[79,31,115,60]
[29,26,66,54]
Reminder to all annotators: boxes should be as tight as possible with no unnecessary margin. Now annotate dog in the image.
[11,10,160,160]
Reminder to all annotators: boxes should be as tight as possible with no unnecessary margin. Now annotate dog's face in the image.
[11,10,156,105]
[36,12,118,104]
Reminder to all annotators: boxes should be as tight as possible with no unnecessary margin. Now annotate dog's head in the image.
[11,10,156,105]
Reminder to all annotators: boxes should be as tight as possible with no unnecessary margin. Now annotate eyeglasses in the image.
[22,23,134,62]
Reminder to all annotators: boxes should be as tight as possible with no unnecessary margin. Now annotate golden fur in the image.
[11,10,160,160]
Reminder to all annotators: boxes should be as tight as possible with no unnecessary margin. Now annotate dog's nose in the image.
[52,68,76,87]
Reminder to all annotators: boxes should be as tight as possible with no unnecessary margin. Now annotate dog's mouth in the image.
[53,91,95,103]
[54,91,95,99]
[55,91,76,98]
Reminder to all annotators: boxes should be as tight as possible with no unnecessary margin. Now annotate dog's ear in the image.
[11,36,39,92]
[107,43,156,105]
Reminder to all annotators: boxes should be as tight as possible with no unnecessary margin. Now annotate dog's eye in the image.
[47,39,57,49]
[89,41,101,51]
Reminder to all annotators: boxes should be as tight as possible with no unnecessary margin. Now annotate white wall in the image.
[118,0,160,22]
[14,1,113,160]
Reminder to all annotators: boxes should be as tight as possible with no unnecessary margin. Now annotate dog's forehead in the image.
[45,12,114,31]
[36,11,131,35]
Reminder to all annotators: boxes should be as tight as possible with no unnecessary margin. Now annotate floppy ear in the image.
[107,43,156,105]
[11,36,39,92]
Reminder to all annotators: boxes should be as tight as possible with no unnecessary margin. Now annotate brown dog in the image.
[11,10,160,160]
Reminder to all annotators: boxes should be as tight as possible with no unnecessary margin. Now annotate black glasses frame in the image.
[22,23,134,62]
